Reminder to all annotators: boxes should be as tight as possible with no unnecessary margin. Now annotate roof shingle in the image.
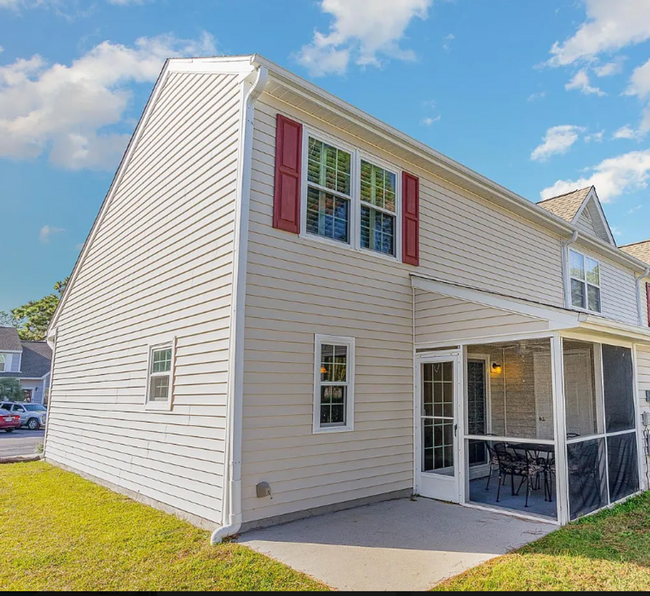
[620,240,650,268]
[537,186,593,222]
[0,327,22,351]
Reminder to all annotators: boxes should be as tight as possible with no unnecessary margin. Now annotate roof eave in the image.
[252,56,647,271]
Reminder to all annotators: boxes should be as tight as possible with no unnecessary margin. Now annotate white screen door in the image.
[416,354,461,503]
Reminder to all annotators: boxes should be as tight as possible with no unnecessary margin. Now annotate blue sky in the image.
[1,0,650,311]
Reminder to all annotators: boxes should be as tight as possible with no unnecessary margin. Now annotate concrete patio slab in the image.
[239,497,555,591]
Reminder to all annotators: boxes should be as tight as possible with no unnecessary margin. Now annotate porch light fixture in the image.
[491,362,503,375]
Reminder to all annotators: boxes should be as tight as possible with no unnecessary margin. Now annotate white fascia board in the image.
[167,55,256,76]
[411,274,582,330]
[580,315,650,344]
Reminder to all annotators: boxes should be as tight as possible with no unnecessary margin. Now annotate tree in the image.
[0,378,23,401]
[1,278,69,341]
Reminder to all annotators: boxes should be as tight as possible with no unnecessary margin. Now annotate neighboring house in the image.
[44,55,650,539]
[0,327,52,404]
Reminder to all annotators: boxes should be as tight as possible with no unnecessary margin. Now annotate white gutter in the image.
[211,63,268,545]
[636,266,650,327]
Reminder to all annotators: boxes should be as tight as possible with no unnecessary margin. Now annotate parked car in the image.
[0,409,21,433]
[0,402,47,430]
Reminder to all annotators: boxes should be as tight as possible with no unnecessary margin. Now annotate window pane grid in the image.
[151,348,172,373]
[318,342,350,428]
[360,205,395,256]
[308,138,351,197]
[570,250,601,312]
[306,187,350,243]
[360,160,396,212]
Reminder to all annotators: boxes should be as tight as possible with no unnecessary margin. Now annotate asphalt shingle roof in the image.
[537,186,593,223]
[620,240,650,267]
[0,327,22,351]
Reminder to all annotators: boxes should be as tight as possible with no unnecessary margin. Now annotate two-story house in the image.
[44,55,650,541]
[0,326,52,404]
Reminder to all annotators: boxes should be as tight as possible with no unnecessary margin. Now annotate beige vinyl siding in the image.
[45,71,243,525]
[575,209,598,238]
[574,242,639,326]
[240,95,571,523]
[636,344,650,489]
[414,291,550,345]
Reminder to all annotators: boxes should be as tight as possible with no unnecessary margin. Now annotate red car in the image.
[0,411,21,433]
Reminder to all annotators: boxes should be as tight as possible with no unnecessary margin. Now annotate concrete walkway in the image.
[240,497,554,591]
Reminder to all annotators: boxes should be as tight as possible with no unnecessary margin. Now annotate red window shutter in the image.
[402,172,420,266]
[273,114,303,234]
[646,282,650,327]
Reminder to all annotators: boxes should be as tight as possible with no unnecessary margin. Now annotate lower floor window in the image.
[147,343,174,407]
[314,335,355,432]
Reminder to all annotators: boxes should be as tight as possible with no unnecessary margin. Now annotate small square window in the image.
[314,335,355,433]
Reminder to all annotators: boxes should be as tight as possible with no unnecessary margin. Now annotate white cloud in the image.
[531,125,585,162]
[0,32,216,170]
[627,204,642,214]
[442,33,454,52]
[39,224,64,243]
[296,0,432,76]
[613,125,644,140]
[624,57,650,133]
[565,70,605,96]
[540,150,650,202]
[593,58,625,77]
[528,91,546,102]
[584,130,604,143]
[421,115,440,126]
[549,0,650,66]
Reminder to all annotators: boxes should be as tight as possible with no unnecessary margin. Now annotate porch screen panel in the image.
[563,341,599,438]
[466,339,553,441]
[607,433,639,502]
[602,344,635,433]
[567,438,607,520]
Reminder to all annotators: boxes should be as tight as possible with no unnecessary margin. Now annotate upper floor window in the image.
[306,138,352,244]
[0,354,5,372]
[570,250,601,313]
[304,133,400,258]
[360,160,397,256]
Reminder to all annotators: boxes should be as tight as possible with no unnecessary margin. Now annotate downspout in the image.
[636,266,650,327]
[212,63,269,545]
[561,230,579,309]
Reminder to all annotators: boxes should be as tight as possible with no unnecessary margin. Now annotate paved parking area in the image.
[240,497,554,591]
[0,430,45,458]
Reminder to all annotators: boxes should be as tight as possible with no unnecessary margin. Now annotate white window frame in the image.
[144,339,176,411]
[0,354,5,373]
[313,334,355,434]
[568,249,602,314]
[300,126,402,263]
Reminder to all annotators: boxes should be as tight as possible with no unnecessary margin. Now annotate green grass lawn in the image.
[0,462,327,591]
[434,492,650,591]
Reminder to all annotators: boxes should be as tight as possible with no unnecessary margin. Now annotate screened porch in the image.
[461,337,641,523]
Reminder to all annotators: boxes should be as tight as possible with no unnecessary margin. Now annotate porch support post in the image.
[551,333,570,524]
